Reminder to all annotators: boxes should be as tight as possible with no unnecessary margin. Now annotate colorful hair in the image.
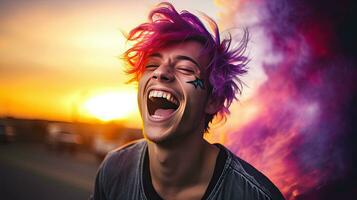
[124,2,248,131]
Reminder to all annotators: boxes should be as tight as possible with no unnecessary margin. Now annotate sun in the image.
[83,91,138,121]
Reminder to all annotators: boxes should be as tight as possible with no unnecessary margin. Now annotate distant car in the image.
[46,123,82,154]
[93,127,142,161]
[0,124,15,144]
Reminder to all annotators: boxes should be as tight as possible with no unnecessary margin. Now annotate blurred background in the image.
[0,0,356,199]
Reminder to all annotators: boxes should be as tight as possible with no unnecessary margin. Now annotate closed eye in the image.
[177,67,195,74]
[145,64,159,70]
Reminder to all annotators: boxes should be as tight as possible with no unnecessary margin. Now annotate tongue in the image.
[154,108,175,117]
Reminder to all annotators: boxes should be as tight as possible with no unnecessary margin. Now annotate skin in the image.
[138,41,220,200]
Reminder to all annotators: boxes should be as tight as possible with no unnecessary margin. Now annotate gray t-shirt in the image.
[91,139,285,200]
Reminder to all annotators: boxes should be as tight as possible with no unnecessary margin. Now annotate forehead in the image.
[148,41,210,69]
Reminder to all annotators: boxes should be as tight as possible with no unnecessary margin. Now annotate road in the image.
[0,142,100,200]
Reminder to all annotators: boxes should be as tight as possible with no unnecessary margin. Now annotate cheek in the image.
[182,83,208,110]
[177,75,207,100]
[138,73,150,91]
[138,74,151,107]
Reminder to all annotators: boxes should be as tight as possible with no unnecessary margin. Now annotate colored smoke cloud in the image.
[216,0,357,199]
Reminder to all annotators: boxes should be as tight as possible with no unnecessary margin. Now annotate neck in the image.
[147,131,219,196]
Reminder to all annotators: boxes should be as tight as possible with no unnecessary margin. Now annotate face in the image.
[138,41,212,144]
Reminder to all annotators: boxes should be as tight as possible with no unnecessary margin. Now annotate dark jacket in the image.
[91,139,285,200]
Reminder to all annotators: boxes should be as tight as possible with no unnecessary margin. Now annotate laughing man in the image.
[92,3,284,200]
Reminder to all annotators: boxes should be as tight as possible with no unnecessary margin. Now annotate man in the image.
[92,2,285,200]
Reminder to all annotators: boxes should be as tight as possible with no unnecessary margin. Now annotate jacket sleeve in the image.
[91,164,108,200]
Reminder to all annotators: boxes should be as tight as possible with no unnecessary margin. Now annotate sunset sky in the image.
[2,1,355,198]
[0,0,233,127]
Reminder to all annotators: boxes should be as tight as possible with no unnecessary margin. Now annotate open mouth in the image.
[147,90,179,119]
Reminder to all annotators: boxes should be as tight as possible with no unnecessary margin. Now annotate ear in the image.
[205,95,222,115]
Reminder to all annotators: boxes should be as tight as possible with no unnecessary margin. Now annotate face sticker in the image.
[186,76,205,90]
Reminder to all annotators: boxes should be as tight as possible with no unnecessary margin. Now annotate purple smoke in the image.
[217,0,357,199]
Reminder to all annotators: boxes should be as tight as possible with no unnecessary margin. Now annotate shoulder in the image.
[93,139,146,199]
[106,139,147,162]
[102,139,147,172]
[98,139,147,184]
[218,144,285,200]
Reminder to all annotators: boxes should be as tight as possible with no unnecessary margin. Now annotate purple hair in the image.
[124,2,248,131]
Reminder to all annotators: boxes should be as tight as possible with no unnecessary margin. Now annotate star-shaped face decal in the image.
[186,76,205,90]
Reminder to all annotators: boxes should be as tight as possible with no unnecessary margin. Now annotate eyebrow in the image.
[148,53,162,58]
[148,53,200,68]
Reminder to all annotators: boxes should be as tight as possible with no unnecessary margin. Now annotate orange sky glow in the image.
[0,2,302,197]
[0,1,226,129]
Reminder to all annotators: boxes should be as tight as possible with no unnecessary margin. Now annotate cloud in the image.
[215,0,357,198]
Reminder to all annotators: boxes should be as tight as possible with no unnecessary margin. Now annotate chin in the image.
[138,81,190,145]
[142,97,186,145]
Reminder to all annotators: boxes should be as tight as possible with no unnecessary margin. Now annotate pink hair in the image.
[124,2,248,131]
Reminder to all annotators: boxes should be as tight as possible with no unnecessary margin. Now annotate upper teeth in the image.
[149,90,178,105]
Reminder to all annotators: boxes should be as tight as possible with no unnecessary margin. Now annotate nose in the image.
[152,64,175,82]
